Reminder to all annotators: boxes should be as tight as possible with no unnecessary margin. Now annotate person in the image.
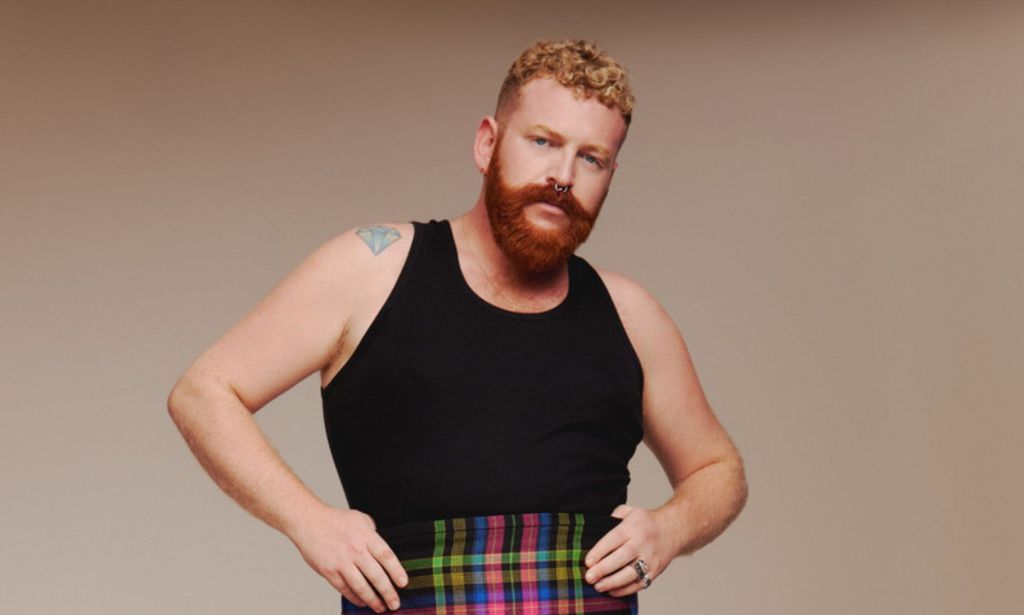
[167,39,748,614]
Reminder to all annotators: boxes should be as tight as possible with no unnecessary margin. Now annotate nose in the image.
[547,150,575,191]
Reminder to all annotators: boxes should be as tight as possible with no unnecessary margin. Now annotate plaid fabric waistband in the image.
[340,511,639,614]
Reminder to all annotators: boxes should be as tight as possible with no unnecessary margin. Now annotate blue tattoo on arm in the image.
[356,225,401,255]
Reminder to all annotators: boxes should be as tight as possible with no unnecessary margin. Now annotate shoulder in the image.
[313,221,418,370]
[312,220,416,319]
[590,264,681,371]
[591,265,668,327]
[323,221,415,265]
[310,221,416,286]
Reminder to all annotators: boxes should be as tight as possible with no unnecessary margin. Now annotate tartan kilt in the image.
[340,511,640,614]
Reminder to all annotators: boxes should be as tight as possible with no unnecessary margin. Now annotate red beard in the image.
[483,136,603,273]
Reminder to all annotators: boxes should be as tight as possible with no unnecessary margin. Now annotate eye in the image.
[582,153,604,167]
[533,136,550,146]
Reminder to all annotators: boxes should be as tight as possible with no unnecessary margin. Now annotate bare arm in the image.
[166,231,357,536]
[167,223,412,612]
[166,376,328,540]
[611,272,748,557]
[582,269,749,598]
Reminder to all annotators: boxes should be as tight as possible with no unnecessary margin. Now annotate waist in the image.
[341,510,639,614]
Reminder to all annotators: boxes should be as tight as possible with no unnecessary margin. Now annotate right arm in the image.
[166,224,410,613]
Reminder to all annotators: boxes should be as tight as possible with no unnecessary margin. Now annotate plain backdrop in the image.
[2,1,1021,613]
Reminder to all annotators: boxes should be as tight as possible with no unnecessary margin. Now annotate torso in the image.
[318,218,646,527]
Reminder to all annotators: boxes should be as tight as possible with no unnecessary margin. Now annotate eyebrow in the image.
[527,124,612,160]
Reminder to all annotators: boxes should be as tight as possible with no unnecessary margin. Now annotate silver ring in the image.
[554,184,568,193]
[634,558,652,589]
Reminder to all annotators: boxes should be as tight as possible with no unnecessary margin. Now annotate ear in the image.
[473,116,499,174]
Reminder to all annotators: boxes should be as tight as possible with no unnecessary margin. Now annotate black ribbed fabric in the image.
[320,218,644,528]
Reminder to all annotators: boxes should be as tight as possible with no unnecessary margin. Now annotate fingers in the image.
[342,536,408,613]
[335,580,367,609]
[340,556,400,614]
[368,534,410,590]
[606,576,645,598]
[584,522,627,568]
[361,535,408,610]
[339,562,389,613]
[326,569,367,608]
[586,542,636,588]
[592,558,642,594]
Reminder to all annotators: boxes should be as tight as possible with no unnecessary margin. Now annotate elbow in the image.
[729,454,750,514]
[166,387,184,419]
[166,371,208,420]
[166,381,191,423]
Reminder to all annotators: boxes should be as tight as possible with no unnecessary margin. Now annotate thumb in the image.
[610,504,633,520]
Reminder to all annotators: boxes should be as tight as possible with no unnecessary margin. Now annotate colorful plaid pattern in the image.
[340,511,640,614]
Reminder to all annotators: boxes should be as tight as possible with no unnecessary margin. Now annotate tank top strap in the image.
[394,218,456,308]
[409,218,449,271]
[565,253,598,309]
[567,253,646,387]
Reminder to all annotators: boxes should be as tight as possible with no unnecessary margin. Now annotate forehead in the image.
[503,77,627,155]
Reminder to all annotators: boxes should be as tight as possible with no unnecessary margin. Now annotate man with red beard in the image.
[169,39,747,614]
[481,115,602,275]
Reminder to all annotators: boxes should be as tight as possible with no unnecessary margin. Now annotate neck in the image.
[454,199,567,295]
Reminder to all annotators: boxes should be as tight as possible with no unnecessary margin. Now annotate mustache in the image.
[509,182,593,220]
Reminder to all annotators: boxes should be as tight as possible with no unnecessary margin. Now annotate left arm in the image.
[583,269,749,595]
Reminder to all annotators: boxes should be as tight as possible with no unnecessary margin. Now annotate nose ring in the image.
[554,184,569,193]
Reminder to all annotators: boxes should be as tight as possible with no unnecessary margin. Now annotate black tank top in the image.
[320,218,644,528]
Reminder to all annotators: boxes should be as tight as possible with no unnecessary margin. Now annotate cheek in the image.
[579,178,610,204]
[514,159,547,183]
[513,146,560,178]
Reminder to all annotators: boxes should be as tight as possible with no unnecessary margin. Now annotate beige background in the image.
[2,1,1021,613]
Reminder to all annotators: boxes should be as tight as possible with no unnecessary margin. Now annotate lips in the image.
[540,201,567,213]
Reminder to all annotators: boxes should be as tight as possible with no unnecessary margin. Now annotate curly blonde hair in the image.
[495,39,635,127]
